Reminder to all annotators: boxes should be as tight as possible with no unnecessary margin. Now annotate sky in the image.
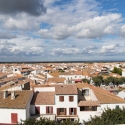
[0,0,125,61]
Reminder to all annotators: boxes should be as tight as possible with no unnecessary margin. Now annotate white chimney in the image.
[3,91,8,99]
[11,91,15,100]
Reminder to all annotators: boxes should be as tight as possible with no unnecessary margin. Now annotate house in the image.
[55,85,78,121]
[76,83,125,122]
[30,84,78,121]
[31,91,56,120]
[0,90,33,124]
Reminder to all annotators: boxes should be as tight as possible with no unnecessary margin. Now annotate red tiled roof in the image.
[31,92,55,105]
[78,101,100,106]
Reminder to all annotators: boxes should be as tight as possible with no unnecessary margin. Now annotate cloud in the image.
[120,25,125,37]
[76,14,121,39]
[39,13,122,40]
[0,40,43,57]
[0,31,16,39]
[100,44,119,53]
[0,0,46,16]
[52,48,81,55]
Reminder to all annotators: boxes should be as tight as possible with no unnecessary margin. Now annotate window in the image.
[115,105,119,109]
[35,106,40,114]
[82,89,89,96]
[15,69,17,71]
[57,108,66,115]
[69,96,74,102]
[75,76,77,78]
[80,106,97,111]
[46,106,53,114]
[69,108,77,115]
[60,108,64,112]
[59,96,64,102]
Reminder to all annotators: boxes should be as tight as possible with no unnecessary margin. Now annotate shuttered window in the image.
[69,108,77,115]
[69,96,74,102]
[57,108,66,115]
[46,106,53,114]
[59,96,64,102]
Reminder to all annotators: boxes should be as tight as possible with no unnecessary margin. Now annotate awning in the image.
[75,79,82,82]
[78,101,100,106]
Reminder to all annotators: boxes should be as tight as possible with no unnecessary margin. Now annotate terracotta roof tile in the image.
[31,92,55,105]
[76,83,125,104]
[55,84,77,95]
[78,101,100,106]
[0,90,32,109]
[48,78,65,83]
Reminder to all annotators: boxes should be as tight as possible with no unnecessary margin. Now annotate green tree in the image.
[92,76,103,86]
[19,117,79,125]
[82,78,90,84]
[112,67,122,75]
[84,107,125,125]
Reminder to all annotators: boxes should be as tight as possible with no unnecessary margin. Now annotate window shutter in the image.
[57,108,59,115]
[51,107,53,114]
[69,96,74,102]
[74,108,77,115]
[46,106,48,113]
[59,96,64,102]
[62,96,64,101]
[69,108,71,115]
[69,96,71,101]
[64,108,67,115]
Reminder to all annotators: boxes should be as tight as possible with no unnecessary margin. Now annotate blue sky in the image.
[0,0,125,61]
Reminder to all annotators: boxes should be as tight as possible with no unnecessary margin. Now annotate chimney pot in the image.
[3,91,8,99]
[11,91,15,100]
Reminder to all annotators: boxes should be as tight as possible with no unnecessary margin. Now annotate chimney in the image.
[3,91,8,99]
[11,91,15,100]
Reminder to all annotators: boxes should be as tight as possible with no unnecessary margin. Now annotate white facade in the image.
[34,87,55,92]
[0,108,26,124]
[55,95,78,108]
[122,71,125,76]
[117,90,125,99]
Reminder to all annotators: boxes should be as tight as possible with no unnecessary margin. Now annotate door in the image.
[35,106,40,114]
[11,113,18,123]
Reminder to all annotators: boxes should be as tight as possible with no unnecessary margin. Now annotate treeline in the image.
[92,76,125,86]
[82,76,125,86]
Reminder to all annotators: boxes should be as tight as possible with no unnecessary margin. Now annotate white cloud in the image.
[52,48,81,55]
[120,25,125,37]
[39,13,122,39]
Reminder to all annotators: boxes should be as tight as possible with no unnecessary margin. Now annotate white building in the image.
[76,83,125,122]
[0,90,33,124]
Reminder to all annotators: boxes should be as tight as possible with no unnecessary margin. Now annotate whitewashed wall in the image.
[34,87,55,92]
[117,91,125,99]
[0,108,26,124]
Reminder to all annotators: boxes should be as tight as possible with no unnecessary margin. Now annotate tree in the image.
[84,107,125,125]
[112,67,122,75]
[92,76,103,86]
[19,117,80,125]
[82,78,90,84]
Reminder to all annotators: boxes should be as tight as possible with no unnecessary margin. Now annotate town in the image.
[0,62,125,124]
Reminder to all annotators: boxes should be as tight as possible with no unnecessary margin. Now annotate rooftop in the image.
[0,90,32,109]
[55,84,78,95]
[31,92,55,105]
